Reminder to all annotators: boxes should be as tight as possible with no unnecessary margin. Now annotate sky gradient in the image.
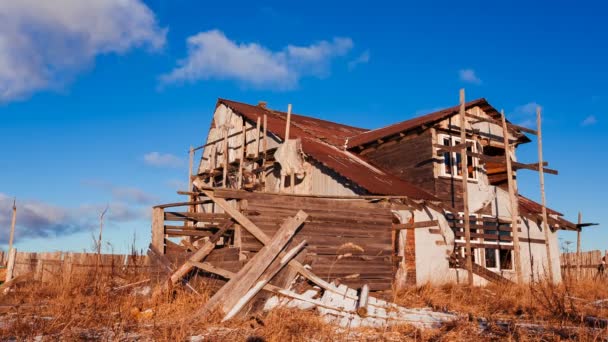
[1,0,605,254]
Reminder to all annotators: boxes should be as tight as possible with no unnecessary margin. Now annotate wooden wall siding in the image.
[230,192,395,291]
[363,130,435,194]
[435,177,464,210]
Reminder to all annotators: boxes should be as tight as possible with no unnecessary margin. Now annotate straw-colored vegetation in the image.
[1,267,607,341]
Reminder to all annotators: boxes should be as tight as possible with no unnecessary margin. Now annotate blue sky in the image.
[0,0,605,254]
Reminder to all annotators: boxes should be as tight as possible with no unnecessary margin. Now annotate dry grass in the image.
[1,270,608,341]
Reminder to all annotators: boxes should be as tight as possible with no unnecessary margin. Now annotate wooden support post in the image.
[168,221,233,287]
[459,89,474,286]
[238,118,246,189]
[222,127,229,188]
[537,107,555,283]
[501,110,523,284]
[8,198,16,254]
[281,104,293,193]
[222,239,307,321]
[255,116,261,158]
[577,212,582,280]
[200,211,308,318]
[151,207,165,255]
[262,114,268,191]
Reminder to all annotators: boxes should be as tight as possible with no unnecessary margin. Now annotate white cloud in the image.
[143,152,185,168]
[459,68,482,85]
[581,115,597,126]
[0,193,145,243]
[514,102,540,116]
[160,30,354,89]
[0,0,166,102]
[347,50,370,70]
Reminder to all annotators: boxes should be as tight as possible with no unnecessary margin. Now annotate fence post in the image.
[5,248,17,283]
[152,207,165,255]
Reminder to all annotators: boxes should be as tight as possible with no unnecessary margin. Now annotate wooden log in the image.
[357,284,370,317]
[151,207,165,254]
[459,89,474,286]
[501,109,523,284]
[199,211,307,317]
[222,239,307,321]
[537,107,554,283]
[167,221,234,286]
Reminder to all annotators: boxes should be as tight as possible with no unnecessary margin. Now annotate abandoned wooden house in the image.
[151,93,578,295]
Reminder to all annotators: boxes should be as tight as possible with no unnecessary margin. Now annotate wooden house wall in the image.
[363,130,435,194]
[232,191,396,291]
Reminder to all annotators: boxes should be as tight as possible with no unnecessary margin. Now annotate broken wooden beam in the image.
[198,210,308,318]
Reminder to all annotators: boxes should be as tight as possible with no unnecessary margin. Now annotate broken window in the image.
[437,134,478,180]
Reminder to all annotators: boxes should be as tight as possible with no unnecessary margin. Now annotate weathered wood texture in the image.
[213,190,396,291]
[561,250,608,280]
[363,130,435,194]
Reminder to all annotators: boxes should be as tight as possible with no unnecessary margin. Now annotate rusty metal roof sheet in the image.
[217,99,438,200]
[346,98,530,149]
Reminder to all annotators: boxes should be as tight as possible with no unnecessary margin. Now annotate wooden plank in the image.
[151,207,165,254]
[199,211,307,317]
[459,89,474,286]
[223,240,307,321]
[392,220,438,230]
[537,107,554,283]
[168,221,234,286]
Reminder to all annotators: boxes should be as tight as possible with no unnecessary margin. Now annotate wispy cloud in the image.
[459,68,482,85]
[143,152,185,168]
[0,0,166,102]
[581,115,597,126]
[0,193,145,244]
[83,179,158,205]
[159,29,355,89]
[511,102,541,128]
[348,50,370,70]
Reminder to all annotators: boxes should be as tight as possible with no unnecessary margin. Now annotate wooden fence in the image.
[560,250,608,280]
[2,249,151,284]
